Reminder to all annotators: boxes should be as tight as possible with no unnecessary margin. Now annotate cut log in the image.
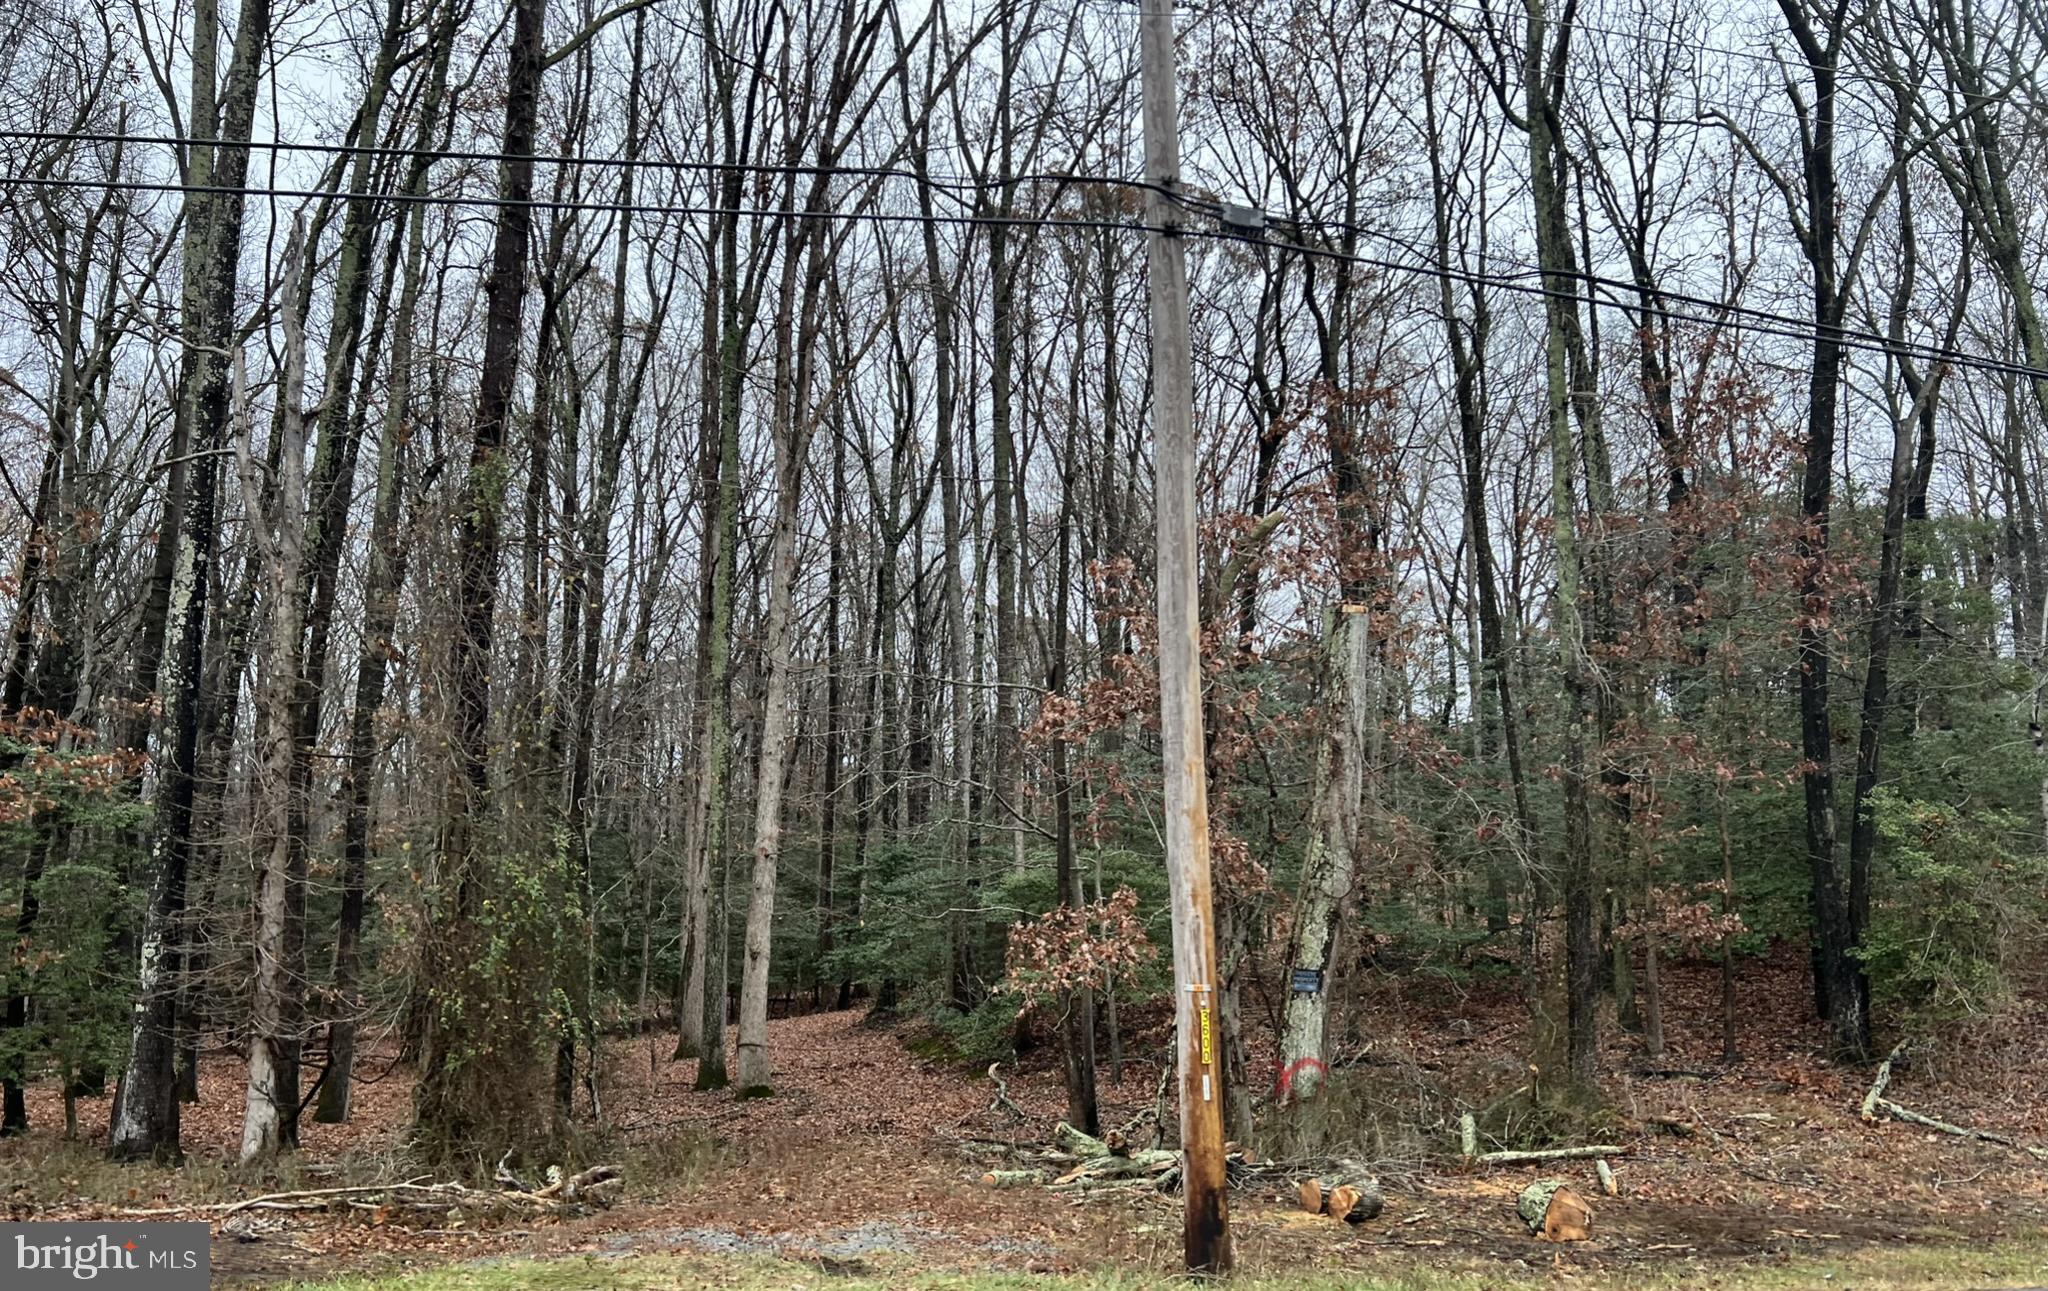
[1327,1185,1362,1223]
[1595,1159,1618,1197]
[1054,1121,1112,1159]
[1543,1187,1592,1241]
[1517,1180,1592,1241]
[1298,1172,1384,1224]
[1478,1145,1623,1167]
[1050,1147,1178,1187]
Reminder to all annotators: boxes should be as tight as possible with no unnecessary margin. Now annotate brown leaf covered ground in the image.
[6,947,2048,1286]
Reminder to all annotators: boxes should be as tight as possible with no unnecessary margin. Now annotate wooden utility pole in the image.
[1139,0,1232,1272]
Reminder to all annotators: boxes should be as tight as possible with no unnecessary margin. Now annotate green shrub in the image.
[1860,789,2044,1027]
[924,995,1020,1067]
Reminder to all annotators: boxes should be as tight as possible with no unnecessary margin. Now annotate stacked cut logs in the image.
[977,1121,1180,1193]
[975,1123,1383,1212]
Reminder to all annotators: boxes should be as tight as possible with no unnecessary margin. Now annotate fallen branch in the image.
[1875,1098,2048,1160]
[1860,1041,1908,1122]
[121,1180,445,1218]
[494,1150,531,1192]
[536,1164,623,1202]
[1047,1175,1162,1195]
[1051,1148,1178,1186]
[1476,1145,1624,1167]
[1054,1121,1121,1158]
[119,1165,625,1221]
[987,1063,1028,1123]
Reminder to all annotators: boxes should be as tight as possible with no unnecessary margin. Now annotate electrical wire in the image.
[0,173,1158,236]
[15,128,2000,373]
[2,165,2041,383]
[1192,217,2048,382]
[1251,207,2017,380]
[0,129,1192,209]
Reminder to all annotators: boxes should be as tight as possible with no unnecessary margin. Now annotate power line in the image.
[9,120,1981,362]
[2,168,2041,383]
[1254,209,2014,381]
[0,173,1157,236]
[19,133,1986,370]
[1184,220,2048,384]
[0,129,1192,209]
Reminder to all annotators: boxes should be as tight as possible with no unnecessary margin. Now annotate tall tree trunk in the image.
[736,321,805,1095]
[239,221,311,1163]
[413,0,547,1149]
[675,232,723,1064]
[1522,0,1601,1092]
[691,208,748,1096]
[111,0,273,1161]
[916,143,975,1011]
[1050,392,1099,1134]
[816,420,846,995]
[551,7,652,1105]
[1277,604,1370,1100]
[1775,0,1867,1060]
[318,0,458,1123]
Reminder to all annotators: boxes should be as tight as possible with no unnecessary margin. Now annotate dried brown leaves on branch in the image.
[1000,886,1155,1011]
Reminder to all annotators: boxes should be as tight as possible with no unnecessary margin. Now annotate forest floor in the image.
[7,947,2048,1288]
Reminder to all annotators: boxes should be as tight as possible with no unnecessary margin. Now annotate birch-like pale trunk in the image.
[1278,604,1371,1099]
[736,422,801,1093]
[238,221,310,1162]
[737,0,903,1081]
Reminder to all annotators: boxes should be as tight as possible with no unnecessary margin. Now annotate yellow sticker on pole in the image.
[1198,1005,1214,1067]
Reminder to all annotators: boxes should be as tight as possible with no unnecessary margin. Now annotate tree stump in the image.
[1516,1180,1592,1241]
